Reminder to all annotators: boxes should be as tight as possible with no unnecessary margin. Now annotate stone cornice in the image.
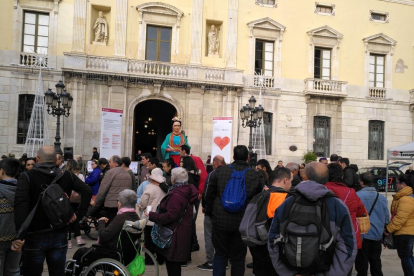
[363,33,397,45]
[378,0,414,6]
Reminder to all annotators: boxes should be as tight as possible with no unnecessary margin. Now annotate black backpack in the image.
[17,170,74,238]
[239,187,290,247]
[274,193,336,273]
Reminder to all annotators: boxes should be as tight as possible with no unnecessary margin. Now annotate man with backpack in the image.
[14,146,92,276]
[205,145,264,276]
[268,161,357,276]
[240,167,293,276]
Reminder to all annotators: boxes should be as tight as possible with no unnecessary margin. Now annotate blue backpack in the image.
[221,165,250,213]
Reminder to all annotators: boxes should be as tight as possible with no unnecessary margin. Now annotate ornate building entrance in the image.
[133,100,177,159]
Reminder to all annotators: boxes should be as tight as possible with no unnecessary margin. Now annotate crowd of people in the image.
[0,120,414,276]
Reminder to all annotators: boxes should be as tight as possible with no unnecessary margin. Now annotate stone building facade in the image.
[0,0,414,167]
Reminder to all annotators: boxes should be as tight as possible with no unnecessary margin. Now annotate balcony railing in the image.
[369,87,387,99]
[304,78,347,97]
[63,53,243,87]
[20,52,48,67]
[253,75,275,88]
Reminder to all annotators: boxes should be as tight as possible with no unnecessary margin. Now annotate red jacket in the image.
[191,154,207,195]
[326,181,366,249]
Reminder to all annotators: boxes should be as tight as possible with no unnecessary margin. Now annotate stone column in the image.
[114,0,127,57]
[72,0,87,53]
[189,0,203,65]
[225,0,238,68]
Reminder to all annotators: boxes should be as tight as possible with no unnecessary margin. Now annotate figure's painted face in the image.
[173,122,181,133]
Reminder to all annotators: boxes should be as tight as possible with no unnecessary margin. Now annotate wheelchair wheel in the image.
[138,247,159,276]
[84,258,130,276]
[82,217,99,240]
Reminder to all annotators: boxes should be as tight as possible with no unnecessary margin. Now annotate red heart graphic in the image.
[214,136,230,150]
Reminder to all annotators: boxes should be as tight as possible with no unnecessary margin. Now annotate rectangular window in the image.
[145,25,172,62]
[22,11,50,54]
[255,40,274,77]
[371,13,386,22]
[264,112,272,155]
[314,48,331,80]
[368,120,384,160]
[257,0,276,5]
[17,94,35,144]
[313,116,330,158]
[316,5,333,14]
[369,54,385,88]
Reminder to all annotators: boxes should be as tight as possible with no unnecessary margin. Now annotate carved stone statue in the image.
[93,11,108,45]
[208,25,220,57]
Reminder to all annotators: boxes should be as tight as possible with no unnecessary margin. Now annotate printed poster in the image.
[211,117,233,164]
[100,108,123,159]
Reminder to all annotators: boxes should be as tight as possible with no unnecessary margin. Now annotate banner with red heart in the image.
[214,136,230,150]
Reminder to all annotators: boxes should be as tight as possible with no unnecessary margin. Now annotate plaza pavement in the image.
[41,192,403,275]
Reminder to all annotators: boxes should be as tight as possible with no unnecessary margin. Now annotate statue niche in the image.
[93,11,108,45]
[207,25,220,57]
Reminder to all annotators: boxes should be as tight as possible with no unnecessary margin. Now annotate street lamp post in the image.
[240,95,264,167]
[44,80,73,155]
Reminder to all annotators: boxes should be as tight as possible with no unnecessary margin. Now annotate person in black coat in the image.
[91,147,100,160]
[405,165,414,175]
[338,158,357,188]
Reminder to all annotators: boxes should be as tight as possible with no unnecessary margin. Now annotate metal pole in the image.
[385,158,389,203]
[54,101,62,155]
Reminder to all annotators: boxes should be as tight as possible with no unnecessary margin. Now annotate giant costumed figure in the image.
[161,117,190,165]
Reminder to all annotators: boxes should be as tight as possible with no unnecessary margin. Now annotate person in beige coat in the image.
[139,167,167,264]
[93,155,132,222]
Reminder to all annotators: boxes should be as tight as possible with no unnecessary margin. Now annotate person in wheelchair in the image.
[69,189,139,274]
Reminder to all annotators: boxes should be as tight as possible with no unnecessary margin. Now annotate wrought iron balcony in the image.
[304,78,347,98]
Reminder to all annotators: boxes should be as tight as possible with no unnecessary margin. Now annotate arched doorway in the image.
[133,100,177,160]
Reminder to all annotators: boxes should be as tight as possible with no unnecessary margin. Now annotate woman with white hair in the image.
[70,190,139,271]
[149,167,198,276]
[139,168,167,264]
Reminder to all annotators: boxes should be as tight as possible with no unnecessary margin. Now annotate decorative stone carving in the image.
[395,59,408,73]
[208,25,220,57]
[93,11,108,45]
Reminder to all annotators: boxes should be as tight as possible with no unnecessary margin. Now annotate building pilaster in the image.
[189,0,204,64]
[225,0,238,68]
[114,0,127,57]
[71,0,87,53]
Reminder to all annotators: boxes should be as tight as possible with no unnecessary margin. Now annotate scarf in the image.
[117,207,136,215]
[169,182,188,192]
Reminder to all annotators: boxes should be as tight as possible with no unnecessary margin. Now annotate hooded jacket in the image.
[387,186,414,236]
[268,181,357,276]
[325,181,366,249]
[0,179,17,248]
[149,183,198,262]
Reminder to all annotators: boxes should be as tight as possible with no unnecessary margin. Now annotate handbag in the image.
[383,206,397,250]
[151,197,191,249]
[357,192,379,234]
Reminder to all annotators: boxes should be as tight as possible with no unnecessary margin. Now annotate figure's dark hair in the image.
[330,154,339,162]
[257,159,272,174]
[171,119,182,128]
[327,163,343,183]
[398,174,412,187]
[0,158,21,177]
[360,172,374,186]
[180,145,191,155]
[98,158,108,165]
[121,157,131,167]
[149,157,161,168]
[270,167,291,184]
[233,145,248,161]
[181,156,197,173]
[162,158,175,169]
[141,153,152,160]
[338,158,350,167]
